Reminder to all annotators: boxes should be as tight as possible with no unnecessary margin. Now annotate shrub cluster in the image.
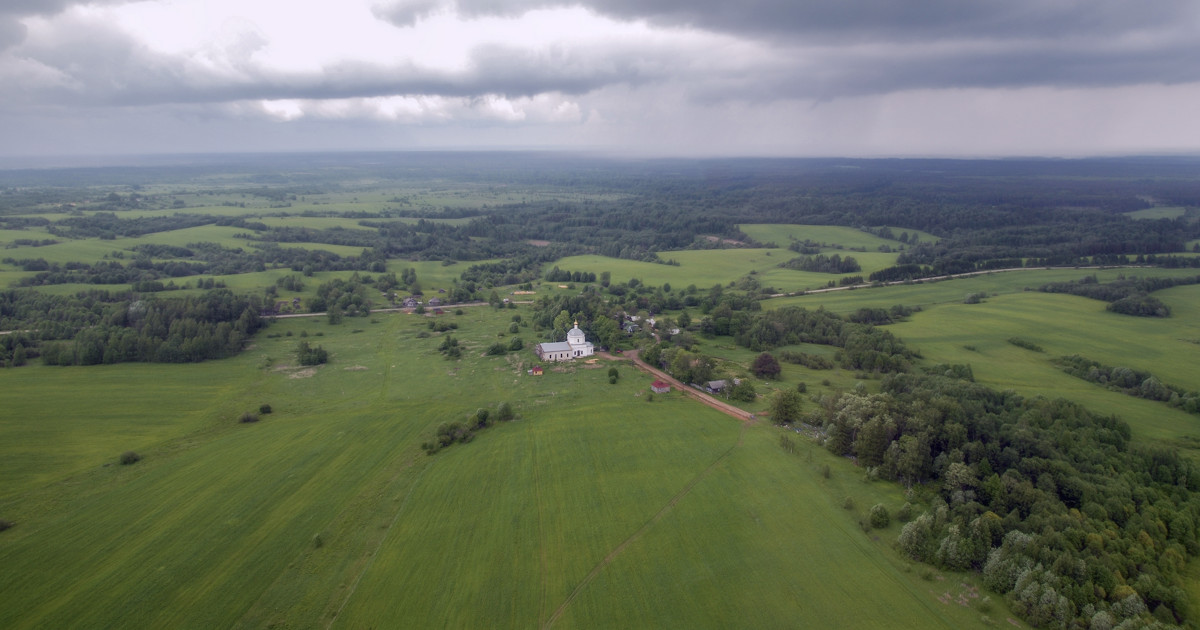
[296,341,328,366]
[422,402,516,454]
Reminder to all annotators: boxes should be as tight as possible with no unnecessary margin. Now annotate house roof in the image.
[651,380,671,389]
[537,341,573,353]
[706,380,728,389]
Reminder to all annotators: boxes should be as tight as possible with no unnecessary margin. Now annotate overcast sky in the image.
[1,0,1198,158]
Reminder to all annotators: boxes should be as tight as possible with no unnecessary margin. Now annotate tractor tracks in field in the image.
[541,424,746,629]
[324,463,431,630]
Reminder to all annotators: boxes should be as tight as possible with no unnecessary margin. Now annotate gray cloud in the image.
[444,0,1195,43]
[0,18,27,50]
[371,0,445,28]
[0,0,132,50]
[371,0,1200,94]
[3,12,673,108]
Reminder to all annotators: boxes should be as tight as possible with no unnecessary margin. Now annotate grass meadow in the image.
[0,303,1015,629]
[887,285,1200,451]
[14,223,1198,628]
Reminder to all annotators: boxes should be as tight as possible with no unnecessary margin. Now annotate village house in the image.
[651,380,671,394]
[535,321,595,362]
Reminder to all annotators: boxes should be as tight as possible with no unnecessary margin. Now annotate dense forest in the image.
[806,373,1200,629]
[0,288,265,365]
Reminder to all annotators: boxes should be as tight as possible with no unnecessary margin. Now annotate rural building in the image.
[402,296,419,308]
[535,321,595,362]
[530,365,543,376]
[705,380,728,394]
[427,297,443,307]
[651,380,671,394]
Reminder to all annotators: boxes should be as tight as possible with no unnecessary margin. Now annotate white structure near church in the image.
[535,321,595,362]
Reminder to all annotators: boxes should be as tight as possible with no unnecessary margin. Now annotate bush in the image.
[796,381,807,393]
[486,342,507,356]
[240,412,259,423]
[508,337,524,351]
[0,519,15,532]
[119,451,141,465]
[473,408,491,429]
[259,403,273,415]
[842,496,855,510]
[607,366,619,380]
[897,502,914,522]
[496,402,515,422]
[609,375,618,384]
[297,341,329,366]
[1007,337,1043,352]
[751,352,781,378]
[729,379,756,402]
[869,503,890,528]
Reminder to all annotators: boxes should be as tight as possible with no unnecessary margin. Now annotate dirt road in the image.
[598,350,756,423]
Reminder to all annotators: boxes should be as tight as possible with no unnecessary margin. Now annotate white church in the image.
[535,321,595,362]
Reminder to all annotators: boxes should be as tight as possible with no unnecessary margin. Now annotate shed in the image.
[651,380,671,394]
[705,380,728,394]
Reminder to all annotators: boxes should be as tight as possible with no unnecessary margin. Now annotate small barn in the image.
[530,366,544,376]
[651,380,671,394]
[705,380,728,394]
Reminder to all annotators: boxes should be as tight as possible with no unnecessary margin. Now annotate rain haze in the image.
[1,0,1198,158]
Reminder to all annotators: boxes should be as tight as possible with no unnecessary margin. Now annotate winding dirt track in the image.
[597,350,756,423]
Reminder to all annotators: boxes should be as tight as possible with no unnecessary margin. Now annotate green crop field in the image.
[738,224,937,248]
[0,304,1016,629]
[770,267,1200,313]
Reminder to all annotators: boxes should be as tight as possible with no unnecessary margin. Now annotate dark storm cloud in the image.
[445,0,1193,43]
[374,0,1200,93]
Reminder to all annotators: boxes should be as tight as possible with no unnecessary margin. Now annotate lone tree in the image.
[770,390,804,425]
[751,352,781,379]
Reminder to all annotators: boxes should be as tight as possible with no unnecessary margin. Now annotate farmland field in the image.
[0,305,1009,629]
[6,155,1200,630]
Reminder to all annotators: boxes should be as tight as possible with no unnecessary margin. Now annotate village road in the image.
[597,350,756,423]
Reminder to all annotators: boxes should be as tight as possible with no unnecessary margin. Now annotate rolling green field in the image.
[0,304,1016,629]
[10,215,1200,629]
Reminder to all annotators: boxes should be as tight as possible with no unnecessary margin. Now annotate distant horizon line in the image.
[1,148,1198,171]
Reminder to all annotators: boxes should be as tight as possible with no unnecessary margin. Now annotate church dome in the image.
[567,320,585,344]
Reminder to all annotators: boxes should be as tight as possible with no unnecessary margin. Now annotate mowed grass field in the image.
[0,304,1012,629]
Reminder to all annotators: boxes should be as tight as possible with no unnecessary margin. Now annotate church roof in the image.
[538,341,573,352]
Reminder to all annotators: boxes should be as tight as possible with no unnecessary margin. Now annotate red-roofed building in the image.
[651,380,671,394]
